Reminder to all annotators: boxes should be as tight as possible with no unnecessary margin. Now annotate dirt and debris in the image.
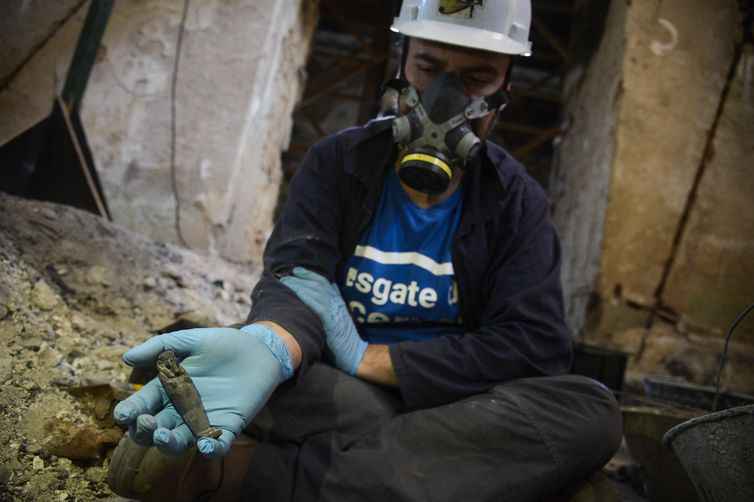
[0,192,258,500]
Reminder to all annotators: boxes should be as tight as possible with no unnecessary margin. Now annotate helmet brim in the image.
[391,20,532,57]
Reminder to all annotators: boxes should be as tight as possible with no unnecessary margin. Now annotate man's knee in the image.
[559,375,623,463]
[492,374,622,478]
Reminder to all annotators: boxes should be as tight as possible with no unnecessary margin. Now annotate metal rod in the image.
[62,0,115,111]
[55,94,109,219]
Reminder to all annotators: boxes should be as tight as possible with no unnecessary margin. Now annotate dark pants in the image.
[242,364,622,502]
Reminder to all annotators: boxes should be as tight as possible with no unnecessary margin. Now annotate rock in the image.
[142,276,157,289]
[21,336,43,349]
[73,357,91,370]
[0,355,12,381]
[38,342,64,367]
[84,466,107,484]
[24,392,122,460]
[47,421,121,460]
[70,313,88,331]
[40,208,58,220]
[0,303,8,320]
[0,463,11,485]
[32,280,59,310]
[20,380,40,391]
[233,292,251,305]
[85,266,110,286]
[94,360,114,371]
[33,456,45,470]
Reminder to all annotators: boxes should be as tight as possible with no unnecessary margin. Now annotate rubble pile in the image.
[0,193,259,500]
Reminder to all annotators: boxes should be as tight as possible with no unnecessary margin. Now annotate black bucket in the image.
[663,405,754,502]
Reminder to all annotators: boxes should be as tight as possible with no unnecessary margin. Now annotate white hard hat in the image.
[391,0,533,56]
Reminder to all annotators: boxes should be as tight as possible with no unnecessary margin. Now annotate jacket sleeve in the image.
[388,176,573,410]
[246,137,344,377]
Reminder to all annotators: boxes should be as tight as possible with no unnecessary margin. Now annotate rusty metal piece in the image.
[156,350,222,440]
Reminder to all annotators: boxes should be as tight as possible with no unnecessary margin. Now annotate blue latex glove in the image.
[113,325,293,458]
[280,267,367,375]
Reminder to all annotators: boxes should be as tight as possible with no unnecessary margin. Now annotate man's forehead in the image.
[410,38,510,60]
[408,38,511,69]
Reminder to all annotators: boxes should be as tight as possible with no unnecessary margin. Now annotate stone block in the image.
[599,0,739,304]
[0,0,84,84]
[0,1,86,146]
[1,0,316,264]
[663,48,754,341]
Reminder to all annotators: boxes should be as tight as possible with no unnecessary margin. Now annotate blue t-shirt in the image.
[340,168,464,344]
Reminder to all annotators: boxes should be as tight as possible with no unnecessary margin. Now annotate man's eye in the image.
[465,76,491,86]
[418,66,436,73]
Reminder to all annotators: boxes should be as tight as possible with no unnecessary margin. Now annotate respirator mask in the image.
[380,72,509,195]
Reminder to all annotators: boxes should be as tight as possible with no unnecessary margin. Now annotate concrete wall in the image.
[0,1,84,88]
[663,47,754,337]
[554,0,752,392]
[600,0,739,306]
[550,0,628,335]
[0,0,317,264]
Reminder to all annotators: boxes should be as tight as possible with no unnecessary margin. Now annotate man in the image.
[113,1,622,500]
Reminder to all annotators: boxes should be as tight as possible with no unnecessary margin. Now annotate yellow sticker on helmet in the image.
[439,0,483,17]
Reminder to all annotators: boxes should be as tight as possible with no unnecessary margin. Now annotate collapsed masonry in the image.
[0,192,258,499]
[1,0,317,263]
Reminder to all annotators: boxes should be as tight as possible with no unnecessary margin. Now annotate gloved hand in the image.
[280,267,367,375]
[113,325,293,458]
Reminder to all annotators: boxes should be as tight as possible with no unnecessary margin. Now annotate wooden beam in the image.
[296,56,384,110]
[302,109,327,138]
[513,88,562,103]
[512,127,564,160]
[532,18,570,64]
[498,122,560,136]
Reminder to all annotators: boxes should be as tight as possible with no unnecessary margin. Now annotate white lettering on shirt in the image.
[418,288,437,308]
[355,271,373,293]
[346,267,441,315]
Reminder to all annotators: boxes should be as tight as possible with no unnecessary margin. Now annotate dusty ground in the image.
[0,193,259,500]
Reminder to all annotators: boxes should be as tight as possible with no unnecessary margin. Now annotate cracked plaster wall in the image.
[0,0,317,264]
[554,0,753,391]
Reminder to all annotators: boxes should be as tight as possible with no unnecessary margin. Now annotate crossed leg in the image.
[242,364,622,502]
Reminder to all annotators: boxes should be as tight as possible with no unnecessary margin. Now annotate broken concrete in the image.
[0,0,317,264]
[0,192,258,499]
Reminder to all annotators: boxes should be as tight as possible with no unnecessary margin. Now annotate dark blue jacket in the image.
[247,119,572,410]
